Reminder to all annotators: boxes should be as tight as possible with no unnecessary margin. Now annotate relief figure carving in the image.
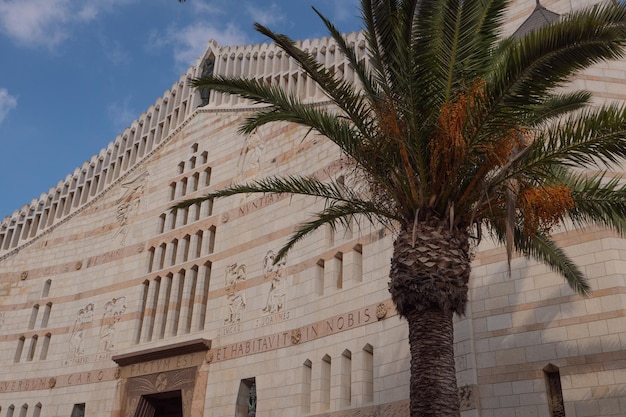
[224,263,247,325]
[114,171,149,246]
[68,303,94,358]
[98,297,126,352]
[235,130,265,203]
[262,250,287,314]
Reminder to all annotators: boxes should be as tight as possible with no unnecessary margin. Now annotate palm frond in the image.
[521,104,626,177]
[275,200,391,261]
[487,223,590,295]
[558,170,626,234]
[477,2,626,139]
[172,174,398,220]
[517,231,590,296]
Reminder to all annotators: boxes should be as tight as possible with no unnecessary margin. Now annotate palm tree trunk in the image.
[388,220,471,417]
[407,307,459,417]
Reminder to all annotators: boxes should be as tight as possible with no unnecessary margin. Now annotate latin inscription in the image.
[220,323,241,336]
[255,310,290,328]
[127,354,194,378]
[212,305,375,362]
[0,378,49,393]
[214,332,292,361]
[65,370,106,385]
[238,194,277,216]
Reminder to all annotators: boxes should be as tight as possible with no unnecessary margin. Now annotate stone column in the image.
[164,242,176,268]
[202,228,214,255]
[191,264,211,331]
[140,280,159,343]
[189,233,201,260]
[177,268,197,335]
[154,245,164,271]
[152,277,171,340]
[177,237,189,264]
[165,272,183,337]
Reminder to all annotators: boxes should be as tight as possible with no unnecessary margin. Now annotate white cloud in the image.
[188,0,226,16]
[107,95,136,132]
[101,38,130,67]
[245,2,285,27]
[0,88,17,124]
[153,22,248,68]
[332,0,359,22]
[0,0,71,48]
[0,0,137,48]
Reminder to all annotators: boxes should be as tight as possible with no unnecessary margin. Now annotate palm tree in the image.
[176,1,626,415]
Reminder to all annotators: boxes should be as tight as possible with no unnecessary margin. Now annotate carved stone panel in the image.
[262,250,287,315]
[98,297,126,354]
[114,171,149,246]
[235,130,265,203]
[67,303,94,362]
[123,367,196,417]
[224,263,247,325]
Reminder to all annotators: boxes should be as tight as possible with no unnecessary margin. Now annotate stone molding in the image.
[112,338,211,367]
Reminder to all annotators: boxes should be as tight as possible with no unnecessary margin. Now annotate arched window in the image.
[302,359,312,413]
[32,403,42,417]
[39,333,51,360]
[544,363,565,417]
[14,337,25,363]
[26,335,38,361]
[321,354,331,410]
[41,303,52,328]
[340,349,352,407]
[28,305,39,330]
[41,279,52,298]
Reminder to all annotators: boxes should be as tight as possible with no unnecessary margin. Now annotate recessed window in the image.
[70,403,85,417]
[236,377,257,417]
[544,364,565,417]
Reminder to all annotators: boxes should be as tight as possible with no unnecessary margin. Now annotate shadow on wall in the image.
[471,256,626,416]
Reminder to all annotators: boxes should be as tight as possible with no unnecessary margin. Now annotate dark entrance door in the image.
[134,390,183,417]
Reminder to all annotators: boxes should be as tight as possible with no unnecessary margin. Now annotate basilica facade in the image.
[0,1,624,416]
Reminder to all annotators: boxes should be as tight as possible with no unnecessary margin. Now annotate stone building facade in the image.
[0,1,624,416]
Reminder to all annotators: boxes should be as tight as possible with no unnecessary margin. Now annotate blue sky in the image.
[0,0,361,218]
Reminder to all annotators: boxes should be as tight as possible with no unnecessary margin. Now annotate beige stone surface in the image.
[0,1,625,416]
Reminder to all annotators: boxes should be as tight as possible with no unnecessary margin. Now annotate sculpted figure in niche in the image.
[114,171,149,246]
[224,263,247,324]
[262,250,287,314]
[98,297,126,352]
[68,303,94,358]
[199,57,215,107]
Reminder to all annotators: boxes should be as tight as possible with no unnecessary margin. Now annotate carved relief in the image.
[235,130,265,203]
[114,171,149,246]
[290,328,301,345]
[458,384,478,411]
[262,250,287,315]
[224,263,247,325]
[68,303,94,359]
[124,367,196,417]
[98,297,126,353]
[376,303,387,320]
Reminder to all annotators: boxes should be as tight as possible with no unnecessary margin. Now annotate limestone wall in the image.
[0,2,625,417]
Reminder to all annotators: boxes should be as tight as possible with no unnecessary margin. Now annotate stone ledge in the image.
[112,338,211,366]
